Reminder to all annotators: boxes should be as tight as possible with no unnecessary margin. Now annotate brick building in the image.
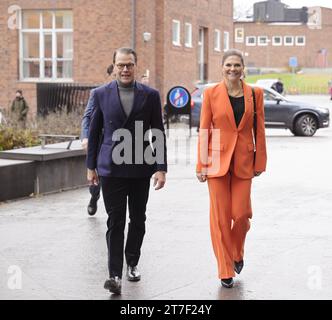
[0,0,233,116]
[234,6,332,70]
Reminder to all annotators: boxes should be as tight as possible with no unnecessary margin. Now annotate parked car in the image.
[190,83,330,136]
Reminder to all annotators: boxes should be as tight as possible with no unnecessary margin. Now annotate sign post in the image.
[289,57,298,93]
[165,86,192,137]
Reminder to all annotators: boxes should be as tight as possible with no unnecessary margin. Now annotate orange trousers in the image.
[207,168,252,279]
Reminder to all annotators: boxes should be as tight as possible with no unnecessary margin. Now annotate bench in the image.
[39,134,80,150]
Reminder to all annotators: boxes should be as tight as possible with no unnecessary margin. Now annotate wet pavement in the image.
[0,95,332,300]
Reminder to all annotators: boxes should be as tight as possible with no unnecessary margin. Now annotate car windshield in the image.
[251,84,287,102]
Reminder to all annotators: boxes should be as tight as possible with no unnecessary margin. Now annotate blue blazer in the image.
[86,80,167,178]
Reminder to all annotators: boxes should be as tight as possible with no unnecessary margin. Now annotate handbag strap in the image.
[252,87,257,147]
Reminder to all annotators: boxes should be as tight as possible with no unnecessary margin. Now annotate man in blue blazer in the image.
[87,47,167,295]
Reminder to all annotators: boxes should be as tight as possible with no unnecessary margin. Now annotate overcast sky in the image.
[234,0,332,18]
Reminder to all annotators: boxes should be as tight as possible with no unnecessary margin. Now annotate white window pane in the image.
[185,24,192,47]
[224,32,229,51]
[22,11,40,29]
[57,61,72,78]
[23,33,39,58]
[57,33,73,58]
[214,30,220,50]
[23,61,40,77]
[172,21,180,44]
[55,11,73,28]
[44,34,52,58]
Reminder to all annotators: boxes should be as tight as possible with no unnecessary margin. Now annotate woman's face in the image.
[222,55,244,82]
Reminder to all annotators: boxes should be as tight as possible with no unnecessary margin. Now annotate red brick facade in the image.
[234,7,332,70]
[0,0,233,116]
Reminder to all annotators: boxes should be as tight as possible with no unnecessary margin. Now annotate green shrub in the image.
[0,126,39,151]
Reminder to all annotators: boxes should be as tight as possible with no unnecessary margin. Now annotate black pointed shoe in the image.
[221,278,234,288]
[234,260,244,274]
[104,276,122,294]
[87,197,98,216]
[126,265,141,282]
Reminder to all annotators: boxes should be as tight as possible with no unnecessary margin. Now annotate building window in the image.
[295,36,305,46]
[20,10,73,81]
[258,36,268,46]
[184,23,192,48]
[284,36,294,46]
[235,28,244,43]
[223,31,230,51]
[214,29,221,51]
[172,20,181,46]
[272,36,282,46]
[246,36,256,46]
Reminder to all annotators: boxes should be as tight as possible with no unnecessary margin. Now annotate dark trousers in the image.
[89,184,100,200]
[100,176,151,278]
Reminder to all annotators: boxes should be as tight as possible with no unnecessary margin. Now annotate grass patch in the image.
[246,73,331,94]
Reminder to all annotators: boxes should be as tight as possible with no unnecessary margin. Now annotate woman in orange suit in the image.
[196,49,267,288]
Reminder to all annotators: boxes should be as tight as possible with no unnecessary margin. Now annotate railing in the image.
[36,83,99,116]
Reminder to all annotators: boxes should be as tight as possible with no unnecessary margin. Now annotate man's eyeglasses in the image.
[116,63,135,71]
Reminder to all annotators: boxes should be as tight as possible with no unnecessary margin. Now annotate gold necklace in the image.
[228,88,242,97]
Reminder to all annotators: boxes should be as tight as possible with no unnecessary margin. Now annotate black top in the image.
[228,95,245,127]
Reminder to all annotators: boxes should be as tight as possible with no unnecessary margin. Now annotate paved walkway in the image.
[1,96,332,299]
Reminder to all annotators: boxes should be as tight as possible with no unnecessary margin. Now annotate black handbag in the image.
[252,87,257,158]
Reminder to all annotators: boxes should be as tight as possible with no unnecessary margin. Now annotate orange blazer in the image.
[196,80,267,179]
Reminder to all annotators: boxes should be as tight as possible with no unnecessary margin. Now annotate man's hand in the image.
[196,172,207,183]
[87,169,99,185]
[82,138,88,151]
[153,171,166,190]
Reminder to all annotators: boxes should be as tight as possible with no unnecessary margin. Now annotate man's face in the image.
[16,92,22,98]
[114,52,136,85]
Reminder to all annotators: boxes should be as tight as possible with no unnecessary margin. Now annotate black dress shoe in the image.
[221,278,234,288]
[104,276,122,294]
[126,265,141,282]
[234,260,244,274]
[87,197,98,216]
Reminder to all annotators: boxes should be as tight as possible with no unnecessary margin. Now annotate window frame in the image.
[214,29,221,52]
[235,28,244,43]
[272,36,282,46]
[284,35,294,46]
[184,22,192,48]
[258,36,268,46]
[295,36,306,46]
[172,19,181,46]
[223,31,230,52]
[246,36,256,46]
[19,9,73,82]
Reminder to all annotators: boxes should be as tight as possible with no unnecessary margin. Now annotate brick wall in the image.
[0,0,233,115]
[234,7,332,70]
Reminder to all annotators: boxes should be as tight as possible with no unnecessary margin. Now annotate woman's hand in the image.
[196,172,207,182]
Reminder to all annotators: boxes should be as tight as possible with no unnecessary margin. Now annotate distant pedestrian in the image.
[81,64,115,216]
[328,80,332,100]
[11,90,29,128]
[141,74,150,86]
[272,78,284,94]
